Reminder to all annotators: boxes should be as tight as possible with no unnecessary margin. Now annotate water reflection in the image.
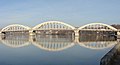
[0,34,117,51]
[78,34,117,50]
[78,41,117,50]
[0,35,30,48]
[31,35,75,51]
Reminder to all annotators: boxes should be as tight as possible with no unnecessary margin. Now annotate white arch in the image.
[33,21,75,30]
[1,24,31,32]
[78,23,117,31]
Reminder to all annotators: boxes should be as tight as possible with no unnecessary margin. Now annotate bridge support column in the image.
[74,29,79,43]
[117,32,120,35]
[117,32,120,39]
[74,29,79,37]
[29,29,36,36]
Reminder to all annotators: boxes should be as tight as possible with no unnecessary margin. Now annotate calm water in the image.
[0,34,117,65]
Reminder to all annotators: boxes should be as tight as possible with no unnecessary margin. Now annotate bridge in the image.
[0,21,120,37]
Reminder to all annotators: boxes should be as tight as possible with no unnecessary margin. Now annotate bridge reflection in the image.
[0,35,117,51]
[31,35,75,51]
[0,35,30,48]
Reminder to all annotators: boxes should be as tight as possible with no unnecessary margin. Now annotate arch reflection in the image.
[77,34,117,49]
[31,35,75,51]
[0,35,30,48]
[0,34,117,50]
[78,41,117,49]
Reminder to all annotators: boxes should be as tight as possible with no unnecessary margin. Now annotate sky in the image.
[0,0,120,28]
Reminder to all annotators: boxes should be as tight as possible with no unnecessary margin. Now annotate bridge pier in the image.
[29,30,36,36]
[74,29,80,43]
[74,29,79,37]
[117,32,120,35]
[117,32,120,39]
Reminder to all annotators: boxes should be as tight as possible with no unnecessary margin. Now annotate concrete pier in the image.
[29,30,36,36]
[74,29,79,37]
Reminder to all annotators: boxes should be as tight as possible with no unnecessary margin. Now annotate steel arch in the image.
[33,21,75,30]
[78,23,117,31]
[1,24,31,32]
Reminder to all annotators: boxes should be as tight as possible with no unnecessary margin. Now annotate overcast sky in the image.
[0,0,120,28]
